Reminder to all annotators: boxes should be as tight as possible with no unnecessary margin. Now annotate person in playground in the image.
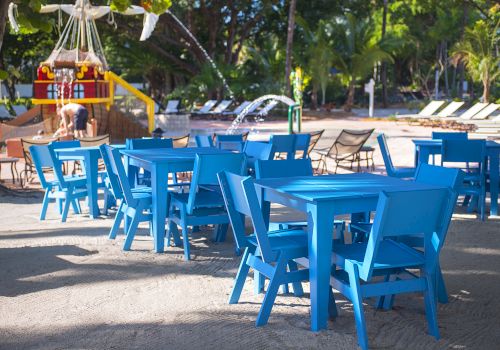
[58,103,88,138]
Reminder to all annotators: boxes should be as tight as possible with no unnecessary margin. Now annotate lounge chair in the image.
[451,102,489,120]
[313,129,374,173]
[165,100,180,114]
[206,100,233,115]
[395,100,446,120]
[253,100,279,117]
[222,101,252,116]
[464,103,500,121]
[432,101,465,118]
[191,100,217,115]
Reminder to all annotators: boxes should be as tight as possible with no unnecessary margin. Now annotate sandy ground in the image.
[1,117,500,350]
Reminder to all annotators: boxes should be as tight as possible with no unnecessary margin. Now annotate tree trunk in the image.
[458,4,468,98]
[311,84,318,110]
[482,79,490,103]
[345,79,355,112]
[443,41,449,96]
[284,0,297,97]
[0,0,10,53]
[321,85,327,106]
[381,0,389,107]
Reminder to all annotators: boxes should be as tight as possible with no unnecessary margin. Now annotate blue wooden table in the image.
[120,147,232,253]
[254,173,444,332]
[55,145,124,218]
[413,139,500,216]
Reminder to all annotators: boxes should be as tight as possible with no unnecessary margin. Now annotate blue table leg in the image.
[152,163,168,253]
[489,150,499,216]
[307,203,334,331]
[85,153,100,218]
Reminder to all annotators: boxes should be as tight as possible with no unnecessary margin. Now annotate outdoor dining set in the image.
[27,130,500,350]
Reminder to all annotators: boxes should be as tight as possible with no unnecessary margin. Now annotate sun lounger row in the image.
[157,99,279,117]
[396,100,499,122]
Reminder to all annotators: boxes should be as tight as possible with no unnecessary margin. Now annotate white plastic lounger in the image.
[165,100,180,114]
[191,100,217,114]
[454,102,488,120]
[471,103,500,120]
[223,101,252,115]
[207,100,233,114]
[396,100,446,119]
[255,100,279,117]
[432,101,464,118]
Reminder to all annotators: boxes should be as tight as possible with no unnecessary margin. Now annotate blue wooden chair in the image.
[349,163,463,304]
[293,133,311,159]
[331,187,456,350]
[126,137,174,186]
[217,171,312,326]
[99,144,153,240]
[167,153,246,260]
[243,141,274,172]
[102,145,153,250]
[442,139,487,220]
[215,134,244,151]
[270,134,296,160]
[377,133,416,178]
[195,135,214,147]
[30,144,87,222]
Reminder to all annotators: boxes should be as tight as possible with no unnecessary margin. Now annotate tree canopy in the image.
[1,0,499,108]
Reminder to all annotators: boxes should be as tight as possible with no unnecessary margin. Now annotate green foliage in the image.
[452,18,500,102]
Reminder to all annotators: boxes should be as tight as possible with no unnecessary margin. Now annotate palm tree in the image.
[331,13,393,112]
[284,0,297,97]
[298,19,334,108]
[451,19,500,103]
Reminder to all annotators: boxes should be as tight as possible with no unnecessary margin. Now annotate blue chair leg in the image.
[39,188,51,221]
[71,198,81,214]
[228,247,254,304]
[348,264,368,350]
[423,272,440,339]
[436,264,448,304]
[109,202,125,239]
[254,250,265,294]
[287,260,303,297]
[328,288,339,318]
[179,209,191,260]
[255,256,287,326]
[61,196,72,223]
[123,211,141,251]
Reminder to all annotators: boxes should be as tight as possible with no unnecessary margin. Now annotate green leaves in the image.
[0,70,8,80]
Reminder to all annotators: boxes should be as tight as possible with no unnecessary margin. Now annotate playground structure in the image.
[2,0,155,142]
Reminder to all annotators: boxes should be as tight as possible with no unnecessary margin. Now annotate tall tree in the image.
[380,0,389,107]
[452,18,500,102]
[284,0,297,97]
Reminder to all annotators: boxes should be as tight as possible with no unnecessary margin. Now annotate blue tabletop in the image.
[413,139,500,148]
[255,173,445,202]
[121,147,233,162]
[54,144,125,154]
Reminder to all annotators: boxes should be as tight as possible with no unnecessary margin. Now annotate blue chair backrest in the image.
[29,145,55,189]
[187,153,246,214]
[217,171,253,250]
[243,141,274,161]
[270,134,296,160]
[102,145,137,206]
[217,171,275,262]
[51,140,81,149]
[216,134,243,144]
[99,144,124,200]
[377,134,396,177]
[442,139,486,163]
[195,135,214,147]
[432,132,468,140]
[413,163,463,247]
[362,188,454,281]
[255,159,313,179]
[294,134,311,159]
[126,138,173,150]
[46,143,70,188]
